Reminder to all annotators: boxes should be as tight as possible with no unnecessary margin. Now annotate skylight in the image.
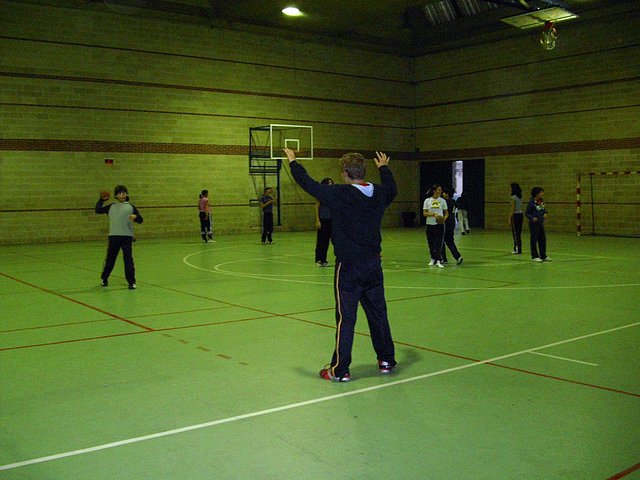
[501,6,578,29]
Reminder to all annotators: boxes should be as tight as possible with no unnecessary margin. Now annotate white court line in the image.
[438,283,640,291]
[527,351,598,366]
[2,320,638,472]
[382,240,628,261]
[183,253,331,286]
[183,251,640,291]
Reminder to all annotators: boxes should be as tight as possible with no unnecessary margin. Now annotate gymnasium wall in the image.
[0,1,416,244]
[414,6,640,236]
[2,2,639,245]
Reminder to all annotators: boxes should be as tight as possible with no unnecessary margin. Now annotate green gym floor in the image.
[1,229,639,480]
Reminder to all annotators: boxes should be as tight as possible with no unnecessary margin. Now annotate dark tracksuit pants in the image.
[529,220,547,259]
[511,212,523,253]
[329,257,395,377]
[199,211,212,239]
[261,212,273,242]
[426,224,445,261]
[101,235,135,285]
[315,218,332,263]
[441,223,461,263]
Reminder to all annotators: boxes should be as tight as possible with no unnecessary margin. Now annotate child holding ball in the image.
[95,185,144,289]
[423,184,448,268]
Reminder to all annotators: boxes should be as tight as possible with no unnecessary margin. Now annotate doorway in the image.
[419,159,485,228]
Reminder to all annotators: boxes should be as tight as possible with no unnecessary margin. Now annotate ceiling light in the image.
[539,21,557,50]
[282,7,303,17]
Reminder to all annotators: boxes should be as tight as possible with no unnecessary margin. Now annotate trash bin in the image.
[401,211,416,228]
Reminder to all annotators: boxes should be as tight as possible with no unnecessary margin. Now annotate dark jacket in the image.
[290,161,396,263]
[525,197,547,224]
[456,195,468,211]
[444,197,456,229]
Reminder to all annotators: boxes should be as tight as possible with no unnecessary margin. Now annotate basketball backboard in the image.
[250,124,313,160]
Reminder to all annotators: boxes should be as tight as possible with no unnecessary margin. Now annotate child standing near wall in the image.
[508,183,524,254]
[95,185,144,289]
[525,186,550,262]
[260,187,275,244]
[198,189,214,242]
[441,188,463,265]
[315,177,334,266]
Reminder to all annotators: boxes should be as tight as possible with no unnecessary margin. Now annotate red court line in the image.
[278,310,640,398]
[394,339,640,399]
[147,283,285,317]
[0,331,148,352]
[0,318,113,334]
[606,462,640,480]
[129,305,236,319]
[0,315,280,351]
[0,272,153,332]
[154,314,278,332]
[487,363,640,399]
[4,272,637,399]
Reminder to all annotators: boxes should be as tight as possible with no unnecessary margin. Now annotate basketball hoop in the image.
[539,21,557,50]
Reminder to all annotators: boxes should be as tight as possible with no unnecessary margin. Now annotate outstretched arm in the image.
[374,151,396,204]
[374,151,389,168]
[95,191,111,214]
[284,147,297,164]
[285,148,329,203]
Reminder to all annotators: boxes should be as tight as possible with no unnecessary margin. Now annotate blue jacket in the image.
[525,197,547,224]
